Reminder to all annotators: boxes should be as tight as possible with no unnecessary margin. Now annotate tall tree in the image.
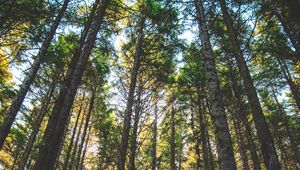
[193,0,237,169]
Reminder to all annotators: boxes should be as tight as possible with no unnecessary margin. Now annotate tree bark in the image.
[0,0,70,150]
[194,0,237,169]
[32,1,109,169]
[218,0,280,168]
[118,17,145,170]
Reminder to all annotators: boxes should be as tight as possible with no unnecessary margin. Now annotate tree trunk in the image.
[277,58,300,110]
[79,125,92,170]
[0,0,70,150]
[226,57,261,170]
[75,87,96,170]
[69,103,88,170]
[197,91,212,170]
[194,0,237,169]
[170,105,176,170]
[62,91,86,170]
[32,1,109,169]
[218,0,280,168]
[128,86,142,170]
[190,106,201,170]
[233,116,250,170]
[118,18,145,170]
[271,87,300,167]
[151,95,158,170]
[270,121,289,169]
[18,79,57,170]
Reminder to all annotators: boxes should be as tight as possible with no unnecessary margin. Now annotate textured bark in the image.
[75,87,96,170]
[194,0,237,169]
[118,18,145,170]
[18,79,56,170]
[32,1,109,169]
[62,92,86,170]
[170,105,176,170]
[218,0,280,169]
[128,87,142,170]
[0,0,70,150]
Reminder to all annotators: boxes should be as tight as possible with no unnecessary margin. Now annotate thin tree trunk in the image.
[128,86,142,170]
[218,0,280,168]
[170,105,176,170]
[75,87,96,170]
[226,57,261,170]
[270,121,289,169]
[277,58,300,110]
[79,125,92,170]
[233,116,250,170]
[18,79,57,170]
[32,1,109,169]
[194,0,237,169]
[118,17,145,170]
[190,106,201,170]
[197,92,211,170]
[69,103,88,170]
[0,0,70,150]
[271,87,300,166]
[151,95,158,170]
[62,91,86,170]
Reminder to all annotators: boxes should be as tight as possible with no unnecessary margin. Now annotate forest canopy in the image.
[0,0,299,169]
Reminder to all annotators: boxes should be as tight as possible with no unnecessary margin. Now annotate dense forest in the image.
[0,0,299,169]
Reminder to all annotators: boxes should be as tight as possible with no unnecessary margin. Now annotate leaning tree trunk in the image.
[194,0,237,169]
[271,87,300,167]
[62,91,86,170]
[68,103,88,170]
[118,18,145,170]
[0,0,70,150]
[79,125,92,170]
[276,58,300,110]
[32,1,109,169]
[218,0,280,168]
[18,78,57,170]
[226,57,261,170]
[75,87,96,170]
